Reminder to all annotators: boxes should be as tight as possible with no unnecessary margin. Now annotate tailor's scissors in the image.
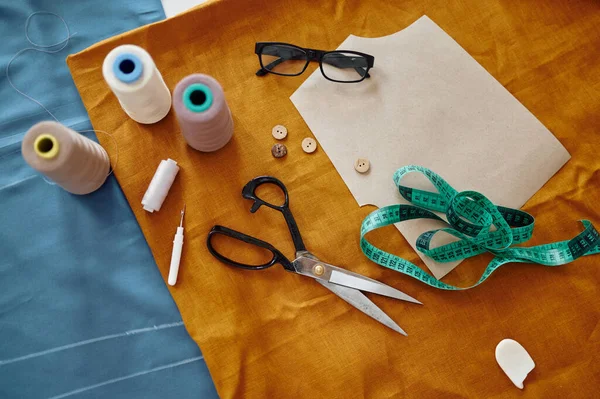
[207,176,422,335]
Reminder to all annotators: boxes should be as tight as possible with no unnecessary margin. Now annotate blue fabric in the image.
[0,1,218,398]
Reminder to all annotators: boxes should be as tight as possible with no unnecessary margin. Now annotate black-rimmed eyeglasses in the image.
[255,42,374,83]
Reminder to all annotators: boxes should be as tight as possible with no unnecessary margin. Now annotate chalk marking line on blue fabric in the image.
[0,321,184,367]
[46,356,204,399]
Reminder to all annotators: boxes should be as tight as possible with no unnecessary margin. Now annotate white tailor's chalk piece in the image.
[495,339,535,389]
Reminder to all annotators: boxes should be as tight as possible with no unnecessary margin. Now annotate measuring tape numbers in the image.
[360,165,600,290]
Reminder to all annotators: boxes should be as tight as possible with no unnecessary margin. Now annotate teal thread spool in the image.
[173,74,233,152]
[182,83,213,113]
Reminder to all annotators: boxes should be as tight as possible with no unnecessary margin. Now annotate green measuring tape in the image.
[360,165,600,290]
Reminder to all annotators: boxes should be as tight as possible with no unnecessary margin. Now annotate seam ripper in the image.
[168,205,185,286]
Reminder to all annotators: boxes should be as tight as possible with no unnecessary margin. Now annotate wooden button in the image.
[302,138,317,153]
[354,158,370,173]
[271,143,287,158]
[272,125,288,140]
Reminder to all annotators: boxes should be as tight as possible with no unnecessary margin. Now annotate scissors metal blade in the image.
[328,269,422,305]
[293,256,421,305]
[316,279,407,336]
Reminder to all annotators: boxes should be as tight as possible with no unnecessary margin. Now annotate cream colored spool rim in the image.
[34,133,59,159]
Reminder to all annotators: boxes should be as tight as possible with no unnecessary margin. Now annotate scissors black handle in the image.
[207,225,295,271]
[242,176,307,253]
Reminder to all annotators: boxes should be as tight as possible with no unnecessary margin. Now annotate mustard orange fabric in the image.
[67,0,600,397]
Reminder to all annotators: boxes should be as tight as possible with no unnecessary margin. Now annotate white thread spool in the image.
[21,121,110,195]
[142,159,180,213]
[102,44,171,124]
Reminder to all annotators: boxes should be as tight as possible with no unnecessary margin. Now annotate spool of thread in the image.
[173,74,234,152]
[142,159,180,213]
[21,121,110,195]
[102,44,171,124]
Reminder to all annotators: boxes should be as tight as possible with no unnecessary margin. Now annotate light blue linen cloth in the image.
[0,1,218,397]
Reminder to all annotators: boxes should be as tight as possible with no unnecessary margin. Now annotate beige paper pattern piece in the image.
[291,16,570,279]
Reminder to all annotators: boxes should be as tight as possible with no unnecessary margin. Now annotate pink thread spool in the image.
[173,74,233,152]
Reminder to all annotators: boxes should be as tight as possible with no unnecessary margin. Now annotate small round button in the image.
[271,143,287,158]
[272,125,288,140]
[354,158,370,173]
[302,138,317,154]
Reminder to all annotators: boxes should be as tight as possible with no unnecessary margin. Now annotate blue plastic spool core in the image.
[113,53,143,83]
[183,83,213,113]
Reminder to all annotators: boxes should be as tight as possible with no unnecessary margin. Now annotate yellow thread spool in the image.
[34,133,60,159]
[22,121,110,195]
